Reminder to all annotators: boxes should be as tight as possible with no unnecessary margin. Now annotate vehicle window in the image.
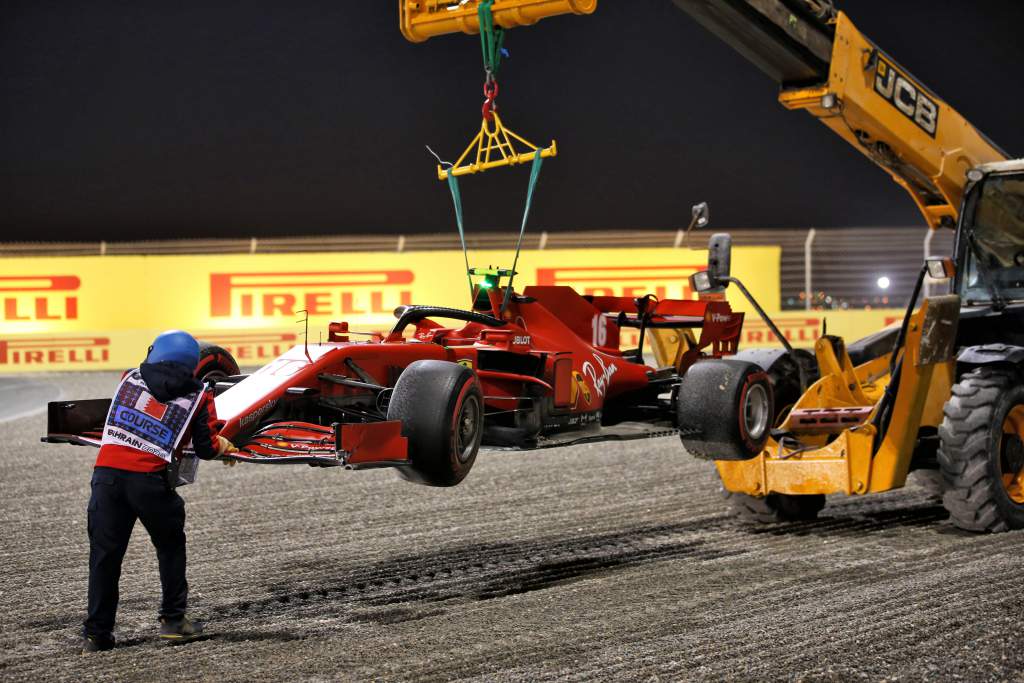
[961,175,1024,304]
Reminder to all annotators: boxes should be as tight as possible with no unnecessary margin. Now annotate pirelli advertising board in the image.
[0,245,892,373]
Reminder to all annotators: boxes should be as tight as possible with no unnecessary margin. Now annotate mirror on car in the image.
[692,202,710,229]
[707,233,732,286]
[689,270,716,294]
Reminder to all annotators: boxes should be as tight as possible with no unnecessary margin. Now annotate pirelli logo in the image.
[0,275,80,322]
[535,265,704,300]
[744,317,822,345]
[744,315,903,346]
[0,336,109,366]
[874,55,938,137]
[209,270,414,318]
[199,331,299,363]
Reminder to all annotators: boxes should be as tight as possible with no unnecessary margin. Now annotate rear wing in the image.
[43,399,109,448]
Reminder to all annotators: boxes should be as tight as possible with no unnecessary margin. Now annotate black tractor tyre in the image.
[723,487,827,523]
[677,359,774,460]
[195,342,240,383]
[938,367,1024,532]
[388,360,484,487]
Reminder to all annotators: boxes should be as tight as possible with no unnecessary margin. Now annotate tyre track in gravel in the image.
[3,372,1024,682]
[228,504,947,623]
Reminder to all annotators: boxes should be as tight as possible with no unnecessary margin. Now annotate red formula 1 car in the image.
[44,265,758,487]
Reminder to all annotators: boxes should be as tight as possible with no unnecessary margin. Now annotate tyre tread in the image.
[938,367,1022,532]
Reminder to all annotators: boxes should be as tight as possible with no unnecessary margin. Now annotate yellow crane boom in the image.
[402,0,1009,229]
[669,1,1008,229]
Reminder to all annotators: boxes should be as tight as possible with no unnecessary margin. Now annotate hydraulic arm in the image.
[670,0,1009,229]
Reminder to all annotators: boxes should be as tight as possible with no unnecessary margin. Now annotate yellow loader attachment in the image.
[400,0,597,43]
[716,295,960,498]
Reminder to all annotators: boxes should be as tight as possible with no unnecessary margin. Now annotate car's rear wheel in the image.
[677,359,773,460]
[388,360,483,487]
[195,342,239,383]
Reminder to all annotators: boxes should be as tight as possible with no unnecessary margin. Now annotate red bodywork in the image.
[42,284,742,470]
[211,285,743,468]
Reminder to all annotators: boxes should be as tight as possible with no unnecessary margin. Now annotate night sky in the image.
[2,1,1023,242]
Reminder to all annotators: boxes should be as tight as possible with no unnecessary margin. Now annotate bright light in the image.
[478,280,493,289]
[877,276,891,290]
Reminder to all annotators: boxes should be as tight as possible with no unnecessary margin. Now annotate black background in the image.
[2,1,1022,241]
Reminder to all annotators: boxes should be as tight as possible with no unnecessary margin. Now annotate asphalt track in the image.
[2,372,1023,682]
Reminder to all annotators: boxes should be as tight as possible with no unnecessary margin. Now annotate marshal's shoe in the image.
[81,633,116,653]
[158,615,204,643]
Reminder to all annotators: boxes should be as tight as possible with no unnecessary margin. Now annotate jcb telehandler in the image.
[661,1,1024,533]
[399,0,1023,531]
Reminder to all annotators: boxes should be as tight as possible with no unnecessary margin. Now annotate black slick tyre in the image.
[388,360,484,487]
[195,342,239,383]
[677,359,773,460]
[938,367,1024,532]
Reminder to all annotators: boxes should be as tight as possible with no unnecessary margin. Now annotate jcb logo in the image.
[874,56,938,137]
[0,336,109,365]
[200,332,299,363]
[744,317,821,346]
[536,265,703,300]
[209,271,414,319]
[0,275,80,322]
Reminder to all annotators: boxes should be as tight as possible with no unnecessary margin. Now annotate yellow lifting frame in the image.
[438,112,557,180]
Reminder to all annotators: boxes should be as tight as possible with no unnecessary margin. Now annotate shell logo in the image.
[570,370,591,407]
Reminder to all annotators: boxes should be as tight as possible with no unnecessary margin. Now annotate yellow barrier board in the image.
[0,245,790,373]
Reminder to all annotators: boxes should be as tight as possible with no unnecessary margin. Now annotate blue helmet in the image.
[147,330,200,369]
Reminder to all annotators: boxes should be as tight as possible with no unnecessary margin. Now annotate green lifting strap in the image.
[478,0,506,77]
[446,171,474,299]
[503,150,544,311]
[444,149,545,308]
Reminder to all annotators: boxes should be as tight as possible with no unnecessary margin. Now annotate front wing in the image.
[42,399,408,469]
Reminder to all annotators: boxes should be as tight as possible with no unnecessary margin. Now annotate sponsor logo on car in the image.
[0,275,80,322]
[581,353,618,398]
[570,370,591,407]
[209,270,415,318]
[535,265,704,300]
[240,398,279,427]
[0,336,110,366]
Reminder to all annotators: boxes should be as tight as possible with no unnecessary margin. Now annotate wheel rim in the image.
[455,394,481,463]
[743,382,770,441]
[1000,404,1024,505]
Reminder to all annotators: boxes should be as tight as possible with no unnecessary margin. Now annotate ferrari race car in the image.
[43,262,782,487]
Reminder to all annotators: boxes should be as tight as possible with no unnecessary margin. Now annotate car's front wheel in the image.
[388,360,484,487]
[195,342,239,384]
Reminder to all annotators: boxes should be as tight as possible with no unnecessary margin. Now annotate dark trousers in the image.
[84,467,188,637]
